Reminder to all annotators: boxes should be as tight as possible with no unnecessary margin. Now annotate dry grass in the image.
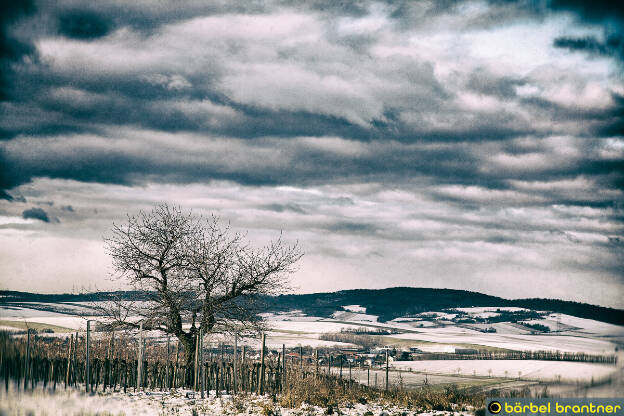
[278,369,485,412]
[0,320,74,333]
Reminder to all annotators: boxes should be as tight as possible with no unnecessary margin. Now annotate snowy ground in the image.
[390,360,617,383]
[2,303,622,355]
[385,329,618,355]
[0,385,472,416]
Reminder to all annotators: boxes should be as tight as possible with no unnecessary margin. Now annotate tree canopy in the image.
[101,204,302,362]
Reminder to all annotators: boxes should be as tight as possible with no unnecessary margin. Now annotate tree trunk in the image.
[178,334,196,370]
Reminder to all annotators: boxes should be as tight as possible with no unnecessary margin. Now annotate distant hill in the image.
[263,287,624,325]
[2,287,623,326]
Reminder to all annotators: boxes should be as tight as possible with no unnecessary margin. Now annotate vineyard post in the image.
[173,341,179,389]
[299,346,303,371]
[137,321,143,391]
[315,349,318,378]
[385,349,389,392]
[24,328,31,391]
[259,333,266,395]
[108,331,115,389]
[367,366,370,387]
[86,320,91,393]
[339,356,342,378]
[233,333,238,394]
[166,335,170,389]
[281,343,286,392]
[193,333,199,391]
[349,360,352,385]
[328,354,331,376]
[73,331,78,387]
[65,333,73,388]
[199,328,204,398]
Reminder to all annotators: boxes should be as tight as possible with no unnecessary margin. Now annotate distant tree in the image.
[99,204,302,365]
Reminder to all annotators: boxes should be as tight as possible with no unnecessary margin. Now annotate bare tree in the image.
[100,204,302,365]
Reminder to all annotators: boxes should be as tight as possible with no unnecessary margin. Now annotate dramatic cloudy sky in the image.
[1,0,623,307]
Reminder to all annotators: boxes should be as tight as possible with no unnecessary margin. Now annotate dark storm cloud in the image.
[262,203,308,214]
[0,0,35,101]
[548,0,624,23]
[598,93,624,137]
[547,0,624,64]
[0,0,621,214]
[285,0,370,17]
[467,72,525,98]
[58,11,112,39]
[553,35,624,59]
[22,207,50,222]
[326,221,379,234]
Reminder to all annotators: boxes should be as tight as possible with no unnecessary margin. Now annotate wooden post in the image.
[339,357,342,378]
[199,328,204,398]
[233,334,238,394]
[385,349,389,391]
[166,335,170,389]
[108,332,115,389]
[281,344,286,392]
[242,345,246,365]
[259,333,266,395]
[328,354,331,376]
[299,346,303,372]
[194,333,199,391]
[24,328,31,390]
[73,332,78,387]
[65,334,73,388]
[315,349,319,377]
[86,321,91,393]
[367,366,370,387]
[349,360,352,385]
[137,321,143,391]
[173,341,179,389]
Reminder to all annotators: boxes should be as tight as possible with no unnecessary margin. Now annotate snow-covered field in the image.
[331,310,379,322]
[2,302,623,355]
[386,329,618,354]
[391,360,617,383]
[0,386,469,416]
[3,302,623,355]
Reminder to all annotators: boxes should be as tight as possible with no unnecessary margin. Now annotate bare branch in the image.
[99,203,302,364]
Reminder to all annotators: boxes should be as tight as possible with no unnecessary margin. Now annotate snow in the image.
[264,335,357,348]
[0,310,94,331]
[472,312,500,319]
[266,319,364,334]
[342,305,366,313]
[391,317,421,322]
[547,314,624,336]
[386,331,617,354]
[1,305,79,319]
[258,310,308,319]
[417,344,458,353]
[391,360,617,383]
[0,386,466,416]
[455,307,529,313]
[466,322,532,335]
[331,310,379,322]
[3,303,621,357]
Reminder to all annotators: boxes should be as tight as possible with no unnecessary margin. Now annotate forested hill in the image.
[2,287,623,326]
[264,287,624,325]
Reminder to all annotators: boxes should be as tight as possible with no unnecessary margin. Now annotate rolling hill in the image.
[2,287,623,326]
